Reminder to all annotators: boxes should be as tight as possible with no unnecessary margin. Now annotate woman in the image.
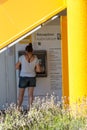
[16,43,41,110]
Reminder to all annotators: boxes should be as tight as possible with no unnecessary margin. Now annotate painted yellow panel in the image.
[19,35,32,44]
[0,0,66,49]
[61,16,69,104]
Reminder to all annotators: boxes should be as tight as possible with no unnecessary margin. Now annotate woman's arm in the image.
[35,63,44,73]
[15,61,21,70]
[35,63,41,73]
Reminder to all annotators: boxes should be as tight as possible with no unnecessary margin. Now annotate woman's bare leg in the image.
[28,87,34,109]
[17,88,25,109]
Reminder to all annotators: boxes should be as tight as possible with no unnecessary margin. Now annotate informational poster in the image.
[48,47,62,90]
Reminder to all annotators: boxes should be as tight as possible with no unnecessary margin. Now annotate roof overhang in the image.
[0,0,66,50]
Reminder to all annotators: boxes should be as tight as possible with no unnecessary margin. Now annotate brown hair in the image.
[25,43,33,52]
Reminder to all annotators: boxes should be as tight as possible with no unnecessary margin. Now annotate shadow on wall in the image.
[0,0,8,4]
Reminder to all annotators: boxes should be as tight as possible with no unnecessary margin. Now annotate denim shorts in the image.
[19,77,36,88]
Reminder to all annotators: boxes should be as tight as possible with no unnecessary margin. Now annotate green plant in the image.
[0,95,87,130]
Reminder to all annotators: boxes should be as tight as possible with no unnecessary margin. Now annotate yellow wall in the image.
[67,0,87,104]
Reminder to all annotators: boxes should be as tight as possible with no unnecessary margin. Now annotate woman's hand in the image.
[35,63,44,73]
[16,61,21,70]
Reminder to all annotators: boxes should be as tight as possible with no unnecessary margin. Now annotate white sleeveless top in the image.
[19,55,39,77]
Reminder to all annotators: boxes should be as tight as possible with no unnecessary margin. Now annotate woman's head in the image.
[25,43,33,53]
